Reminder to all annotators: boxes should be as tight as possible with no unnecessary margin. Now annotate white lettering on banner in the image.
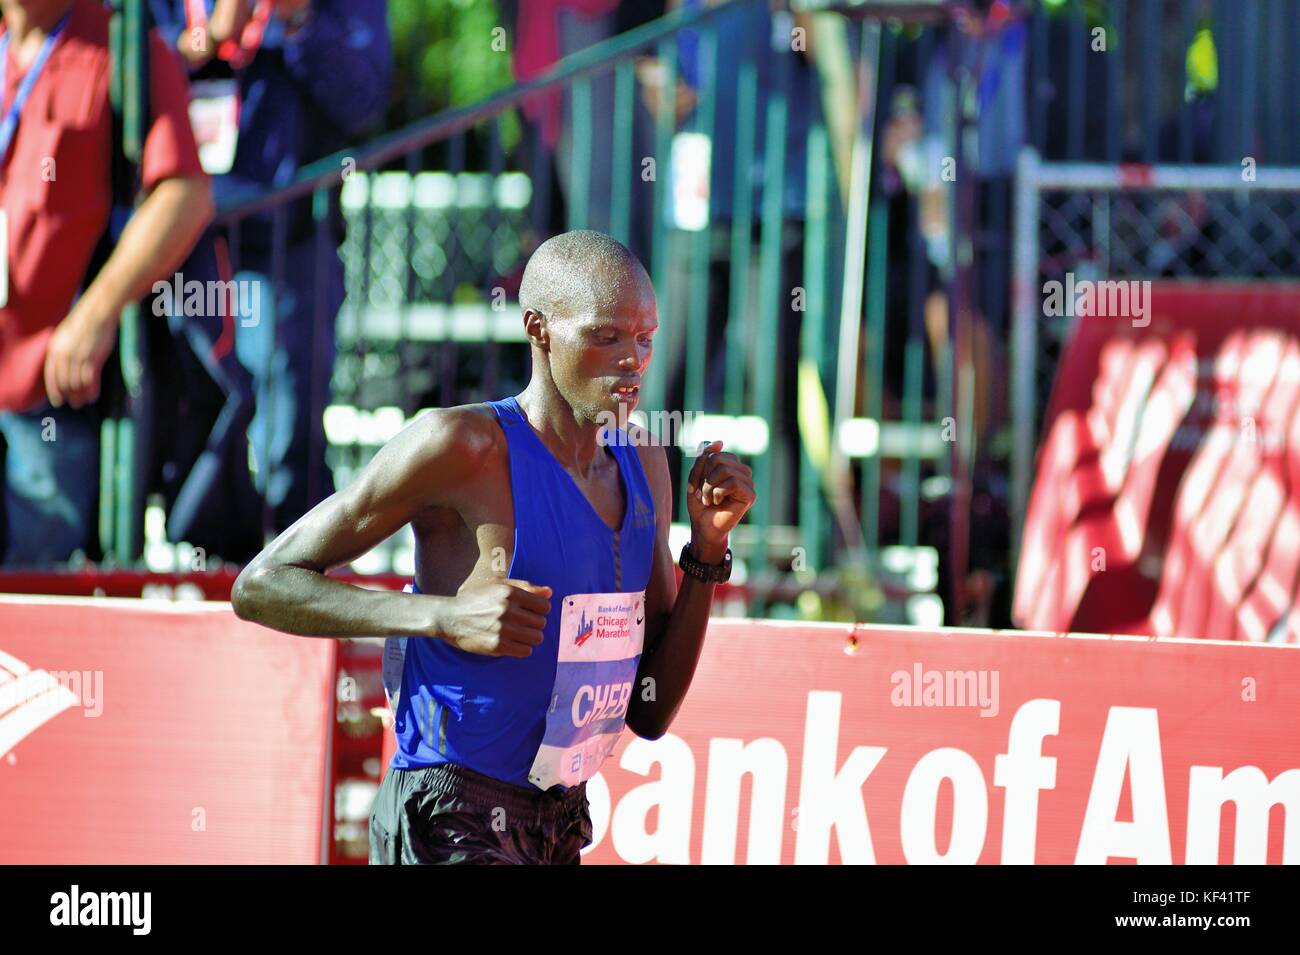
[581,696,1297,863]
[900,748,988,863]
[700,737,788,865]
[794,691,887,865]
[993,698,1061,864]
[1185,765,1300,864]
[1075,707,1173,864]
[611,734,695,865]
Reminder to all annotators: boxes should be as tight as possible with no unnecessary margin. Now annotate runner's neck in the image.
[514,389,614,480]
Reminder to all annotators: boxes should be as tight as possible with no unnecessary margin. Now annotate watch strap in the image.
[679,542,732,583]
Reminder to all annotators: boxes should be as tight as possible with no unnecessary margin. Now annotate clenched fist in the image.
[438,578,552,658]
[685,440,756,550]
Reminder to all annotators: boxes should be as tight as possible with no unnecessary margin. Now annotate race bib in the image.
[188,79,240,176]
[527,591,646,790]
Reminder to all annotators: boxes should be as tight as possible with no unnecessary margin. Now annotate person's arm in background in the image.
[43,176,212,408]
[43,30,214,409]
[274,0,392,136]
[154,0,256,70]
[635,0,695,123]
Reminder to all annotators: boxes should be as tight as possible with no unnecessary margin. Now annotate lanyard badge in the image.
[0,12,73,165]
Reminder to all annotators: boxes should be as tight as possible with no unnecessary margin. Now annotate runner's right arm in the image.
[231,409,550,657]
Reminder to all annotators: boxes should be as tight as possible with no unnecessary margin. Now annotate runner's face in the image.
[549,272,657,421]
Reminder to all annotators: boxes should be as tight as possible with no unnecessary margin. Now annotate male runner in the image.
[232,229,756,864]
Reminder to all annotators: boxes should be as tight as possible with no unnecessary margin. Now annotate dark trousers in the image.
[368,762,592,865]
[0,401,100,566]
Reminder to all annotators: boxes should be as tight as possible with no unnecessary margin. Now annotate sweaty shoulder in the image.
[407,403,505,475]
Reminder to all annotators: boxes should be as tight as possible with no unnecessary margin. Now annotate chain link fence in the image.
[333,171,534,411]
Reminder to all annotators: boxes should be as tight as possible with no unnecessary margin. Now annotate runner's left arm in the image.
[626,440,755,739]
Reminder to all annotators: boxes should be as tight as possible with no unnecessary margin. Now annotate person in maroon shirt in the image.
[0,0,211,564]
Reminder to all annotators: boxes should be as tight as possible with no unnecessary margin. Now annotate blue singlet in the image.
[390,396,657,788]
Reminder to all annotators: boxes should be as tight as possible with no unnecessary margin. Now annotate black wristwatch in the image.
[678,542,732,583]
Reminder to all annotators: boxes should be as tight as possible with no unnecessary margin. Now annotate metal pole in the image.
[830,19,882,565]
[645,37,678,415]
[753,38,789,570]
[1010,147,1040,579]
[800,123,832,569]
[724,44,757,416]
[947,31,979,619]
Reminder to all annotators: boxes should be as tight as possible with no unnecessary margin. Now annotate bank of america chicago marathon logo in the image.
[570,599,640,646]
[574,607,595,647]
[0,648,82,762]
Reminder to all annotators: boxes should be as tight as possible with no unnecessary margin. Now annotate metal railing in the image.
[197,0,871,616]
[82,0,1300,627]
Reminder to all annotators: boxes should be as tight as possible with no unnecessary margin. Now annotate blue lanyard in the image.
[0,11,72,166]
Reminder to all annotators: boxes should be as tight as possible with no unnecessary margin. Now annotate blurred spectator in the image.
[680,0,818,229]
[505,0,661,263]
[0,0,212,566]
[667,0,820,529]
[147,224,264,564]
[150,0,392,534]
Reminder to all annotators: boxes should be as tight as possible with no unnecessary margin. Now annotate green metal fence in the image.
[199,0,933,620]
[92,0,1300,626]
[101,1,972,626]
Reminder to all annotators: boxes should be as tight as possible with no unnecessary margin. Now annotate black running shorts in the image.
[368,761,593,865]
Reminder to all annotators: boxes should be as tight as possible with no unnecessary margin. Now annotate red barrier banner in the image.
[1015,283,1300,640]
[580,620,1300,865]
[0,596,335,863]
[4,599,1296,865]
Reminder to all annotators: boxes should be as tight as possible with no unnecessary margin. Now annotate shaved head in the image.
[518,230,651,323]
[516,230,658,424]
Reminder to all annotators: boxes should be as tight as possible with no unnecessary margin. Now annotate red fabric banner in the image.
[0,597,335,863]
[579,620,1300,864]
[5,600,1295,865]
[1015,283,1300,640]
